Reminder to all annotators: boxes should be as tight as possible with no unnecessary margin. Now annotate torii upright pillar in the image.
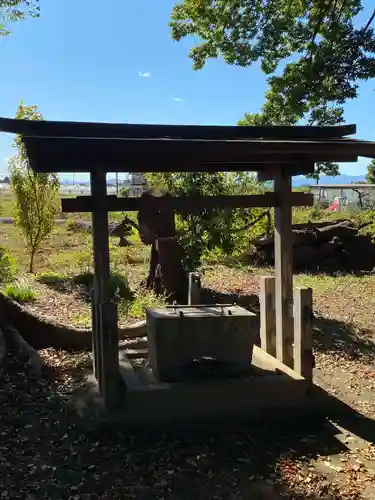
[90,169,121,410]
[273,169,294,368]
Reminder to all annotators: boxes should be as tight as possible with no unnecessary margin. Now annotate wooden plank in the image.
[0,116,357,139]
[91,169,120,410]
[293,287,313,383]
[22,136,366,172]
[259,276,276,357]
[26,154,359,173]
[274,169,294,369]
[125,348,149,359]
[252,345,304,380]
[188,272,201,305]
[90,171,102,389]
[118,351,143,389]
[61,192,314,213]
[91,298,99,380]
[101,301,121,406]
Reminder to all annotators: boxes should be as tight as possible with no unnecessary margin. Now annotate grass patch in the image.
[36,271,68,285]
[3,281,37,303]
[121,288,166,319]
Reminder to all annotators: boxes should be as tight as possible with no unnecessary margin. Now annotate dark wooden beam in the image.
[0,116,357,139]
[26,156,353,174]
[22,136,363,172]
[61,192,314,213]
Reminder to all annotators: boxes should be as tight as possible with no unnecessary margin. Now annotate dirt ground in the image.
[1,205,375,499]
[1,265,375,499]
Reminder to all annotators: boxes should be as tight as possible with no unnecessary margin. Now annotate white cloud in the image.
[173,97,183,102]
[138,71,151,78]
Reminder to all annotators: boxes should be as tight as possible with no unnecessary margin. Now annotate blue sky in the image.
[0,0,374,179]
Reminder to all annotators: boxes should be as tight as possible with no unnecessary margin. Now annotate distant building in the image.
[309,184,375,208]
[128,172,147,196]
[0,175,10,184]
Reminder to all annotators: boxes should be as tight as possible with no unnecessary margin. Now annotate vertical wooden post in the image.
[91,295,100,381]
[188,272,201,305]
[273,169,294,368]
[91,169,120,410]
[259,276,276,357]
[294,286,313,383]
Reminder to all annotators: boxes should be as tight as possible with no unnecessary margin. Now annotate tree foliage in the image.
[366,159,375,184]
[0,247,18,284]
[0,0,40,36]
[170,1,375,181]
[146,172,265,270]
[351,181,369,208]
[9,103,60,273]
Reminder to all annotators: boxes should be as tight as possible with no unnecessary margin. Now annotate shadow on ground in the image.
[313,315,375,363]
[3,342,375,500]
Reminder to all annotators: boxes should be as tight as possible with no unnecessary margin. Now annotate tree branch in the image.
[363,8,375,32]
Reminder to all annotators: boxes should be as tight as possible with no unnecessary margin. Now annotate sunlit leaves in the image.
[170,0,375,182]
[366,160,375,184]
[146,171,263,270]
[0,0,40,36]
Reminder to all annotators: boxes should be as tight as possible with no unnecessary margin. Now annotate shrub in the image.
[72,271,134,302]
[121,288,166,318]
[36,271,67,286]
[4,282,37,303]
[0,248,18,284]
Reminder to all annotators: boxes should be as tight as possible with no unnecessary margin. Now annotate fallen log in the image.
[315,221,358,243]
[291,219,352,230]
[251,219,375,272]
[118,336,147,350]
[255,220,358,249]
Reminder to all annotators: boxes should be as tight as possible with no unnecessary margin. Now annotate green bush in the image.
[72,271,134,302]
[0,248,18,284]
[4,282,37,303]
[120,288,166,319]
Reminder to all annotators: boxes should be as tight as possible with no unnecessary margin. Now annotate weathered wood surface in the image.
[0,117,357,139]
[293,287,314,383]
[273,170,294,369]
[188,272,202,305]
[259,276,276,358]
[24,135,368,172]
[91,170,120,409]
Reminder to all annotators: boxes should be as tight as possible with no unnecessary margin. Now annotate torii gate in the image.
[1,117,375,411]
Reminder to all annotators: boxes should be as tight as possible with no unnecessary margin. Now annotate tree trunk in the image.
[28,247,36,273]
[138,192,188,300]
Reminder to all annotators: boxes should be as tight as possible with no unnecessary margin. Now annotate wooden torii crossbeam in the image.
[1,117,375,410]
